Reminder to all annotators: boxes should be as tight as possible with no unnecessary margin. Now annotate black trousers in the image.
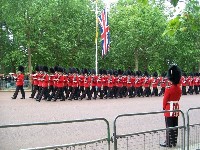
[194,85,199,94]
[54,87,65,101]
[13,85,25,98]
[159,87,165,96]
[165,117,178,146]
[151,87,158,96]
[38,87,49,101]
[143,87,151,97]
[91,86,97,98]
[81,87,91,100]
[69,87,79,100]
[182,86,187,95]
[95,87,103,99]
[30,85,38,98]
[106,87,113,98]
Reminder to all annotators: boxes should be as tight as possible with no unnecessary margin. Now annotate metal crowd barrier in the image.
[0,80,30,90]
[113,110,186,150]
[186,107,200,150]
[0,118,111,150]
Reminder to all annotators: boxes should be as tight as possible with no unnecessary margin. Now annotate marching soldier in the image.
[143,71,151,97]
[90,69,98,99]
[194,73,199,94]
[151,72,159,96]
[158,72,167,96]
[95,69,103,99]
[35,66,44,100]
[54,67,65,101]
[126,70,133,98]
[106,69,114,99]
[81,69,91,100]
[29,65,39,98]
[68,68,79,100]
[11,65,25,99]
[36,66,49,102]
[181,72,187,95]
[48,67,55,95]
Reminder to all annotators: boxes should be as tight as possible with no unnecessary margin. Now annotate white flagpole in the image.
[95,0,98,76]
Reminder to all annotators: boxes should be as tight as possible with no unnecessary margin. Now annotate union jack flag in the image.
[98,9,110,57]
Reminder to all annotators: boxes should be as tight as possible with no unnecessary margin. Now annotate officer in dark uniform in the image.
[160,65,182,148]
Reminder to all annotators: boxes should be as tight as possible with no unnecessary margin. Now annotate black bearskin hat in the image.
[91,69,96,75]
[68,68,72,74]
[35,65,39,71]
[98,69,103,75]
[50,67,55,74]
[103,69,107,75]
[76,68,80,74]
[58,66,63,73]
[83,68,88,74]
[136,71,140,76]
[39,66,43,71]
[153,72,158,77]
[18,65,24,72]
[72,68,77,74]
[118,69,122,75]
[108,69,113,75]
[167,65,181,84]
[54,66,58,72]
[43,66,48,72]
[144,71,148,76]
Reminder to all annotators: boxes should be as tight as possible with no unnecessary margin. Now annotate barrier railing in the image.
[1,108,200,150]
[186,107,200,150]
[0,80,30,90]
[113,110,186,150]
[0,118,111,150]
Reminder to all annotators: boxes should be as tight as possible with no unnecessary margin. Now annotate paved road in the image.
[0,91,199,150]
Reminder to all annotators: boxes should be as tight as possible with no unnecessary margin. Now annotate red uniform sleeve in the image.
[163,88,170,110]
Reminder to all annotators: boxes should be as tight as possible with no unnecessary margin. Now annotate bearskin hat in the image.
[153,72,158,77]
[136,71,140,76]
[58,66,63,73]
[76,68,80,74]
[68,68,72,74]
[35,65,39,71]
[91,69,96,75]
[72,68,77,74]
[144,71,148,76]
[118,69,122,75]
[18,65,24,72]
[108,69,113,75]
[43,66,48,72]
[167,65,181,84]
[54,66,58,72]
[39,66,43,72]
[50,67,55,74]
[102,69,107,75]
[98,69,103,75]
[83,68,88,74]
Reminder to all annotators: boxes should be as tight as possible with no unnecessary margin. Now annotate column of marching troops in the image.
[27,65,200,102]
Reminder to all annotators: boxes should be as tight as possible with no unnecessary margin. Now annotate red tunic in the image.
[84,76,91,88]
[68,75,73,87]
[42,74,49,87]
[79,75,84,87]
[57,75,64,88]
[32,73,39,86]
[15,74,24,86]
[49,74,54,86]
[107,75,115,88]
[163,85,182,117]
[72,76,79,87]
[126,76,132,88]
[97,76,102,88]
[143,77,151,88]
[91,75,98,87]
[181,76,187,86]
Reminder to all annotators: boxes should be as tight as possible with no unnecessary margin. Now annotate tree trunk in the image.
[134,49,138,71]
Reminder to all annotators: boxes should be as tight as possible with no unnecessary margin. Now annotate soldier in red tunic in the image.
[54,67,65,101]
[29,65,39,98]
[181,72,187,95]
[12,65,25,99]
[90,69,98,99]
[142,71,151,97]
[194,73,199,94]
[37,66,49,102]
[160,65,182,148]
[158,72,167,96]
[106,69,115,99]
[151,72,159,96]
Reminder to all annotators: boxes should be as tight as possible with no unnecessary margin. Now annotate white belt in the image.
[167,101,179,116]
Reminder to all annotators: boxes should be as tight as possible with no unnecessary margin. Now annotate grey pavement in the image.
[0,91,199,150]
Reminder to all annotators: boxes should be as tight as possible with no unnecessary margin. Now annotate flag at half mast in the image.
[98,8,110,57]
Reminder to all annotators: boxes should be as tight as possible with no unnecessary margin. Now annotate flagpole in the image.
[95,0,98,76]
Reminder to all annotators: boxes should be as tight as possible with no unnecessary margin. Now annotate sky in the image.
[102,0,186,16]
